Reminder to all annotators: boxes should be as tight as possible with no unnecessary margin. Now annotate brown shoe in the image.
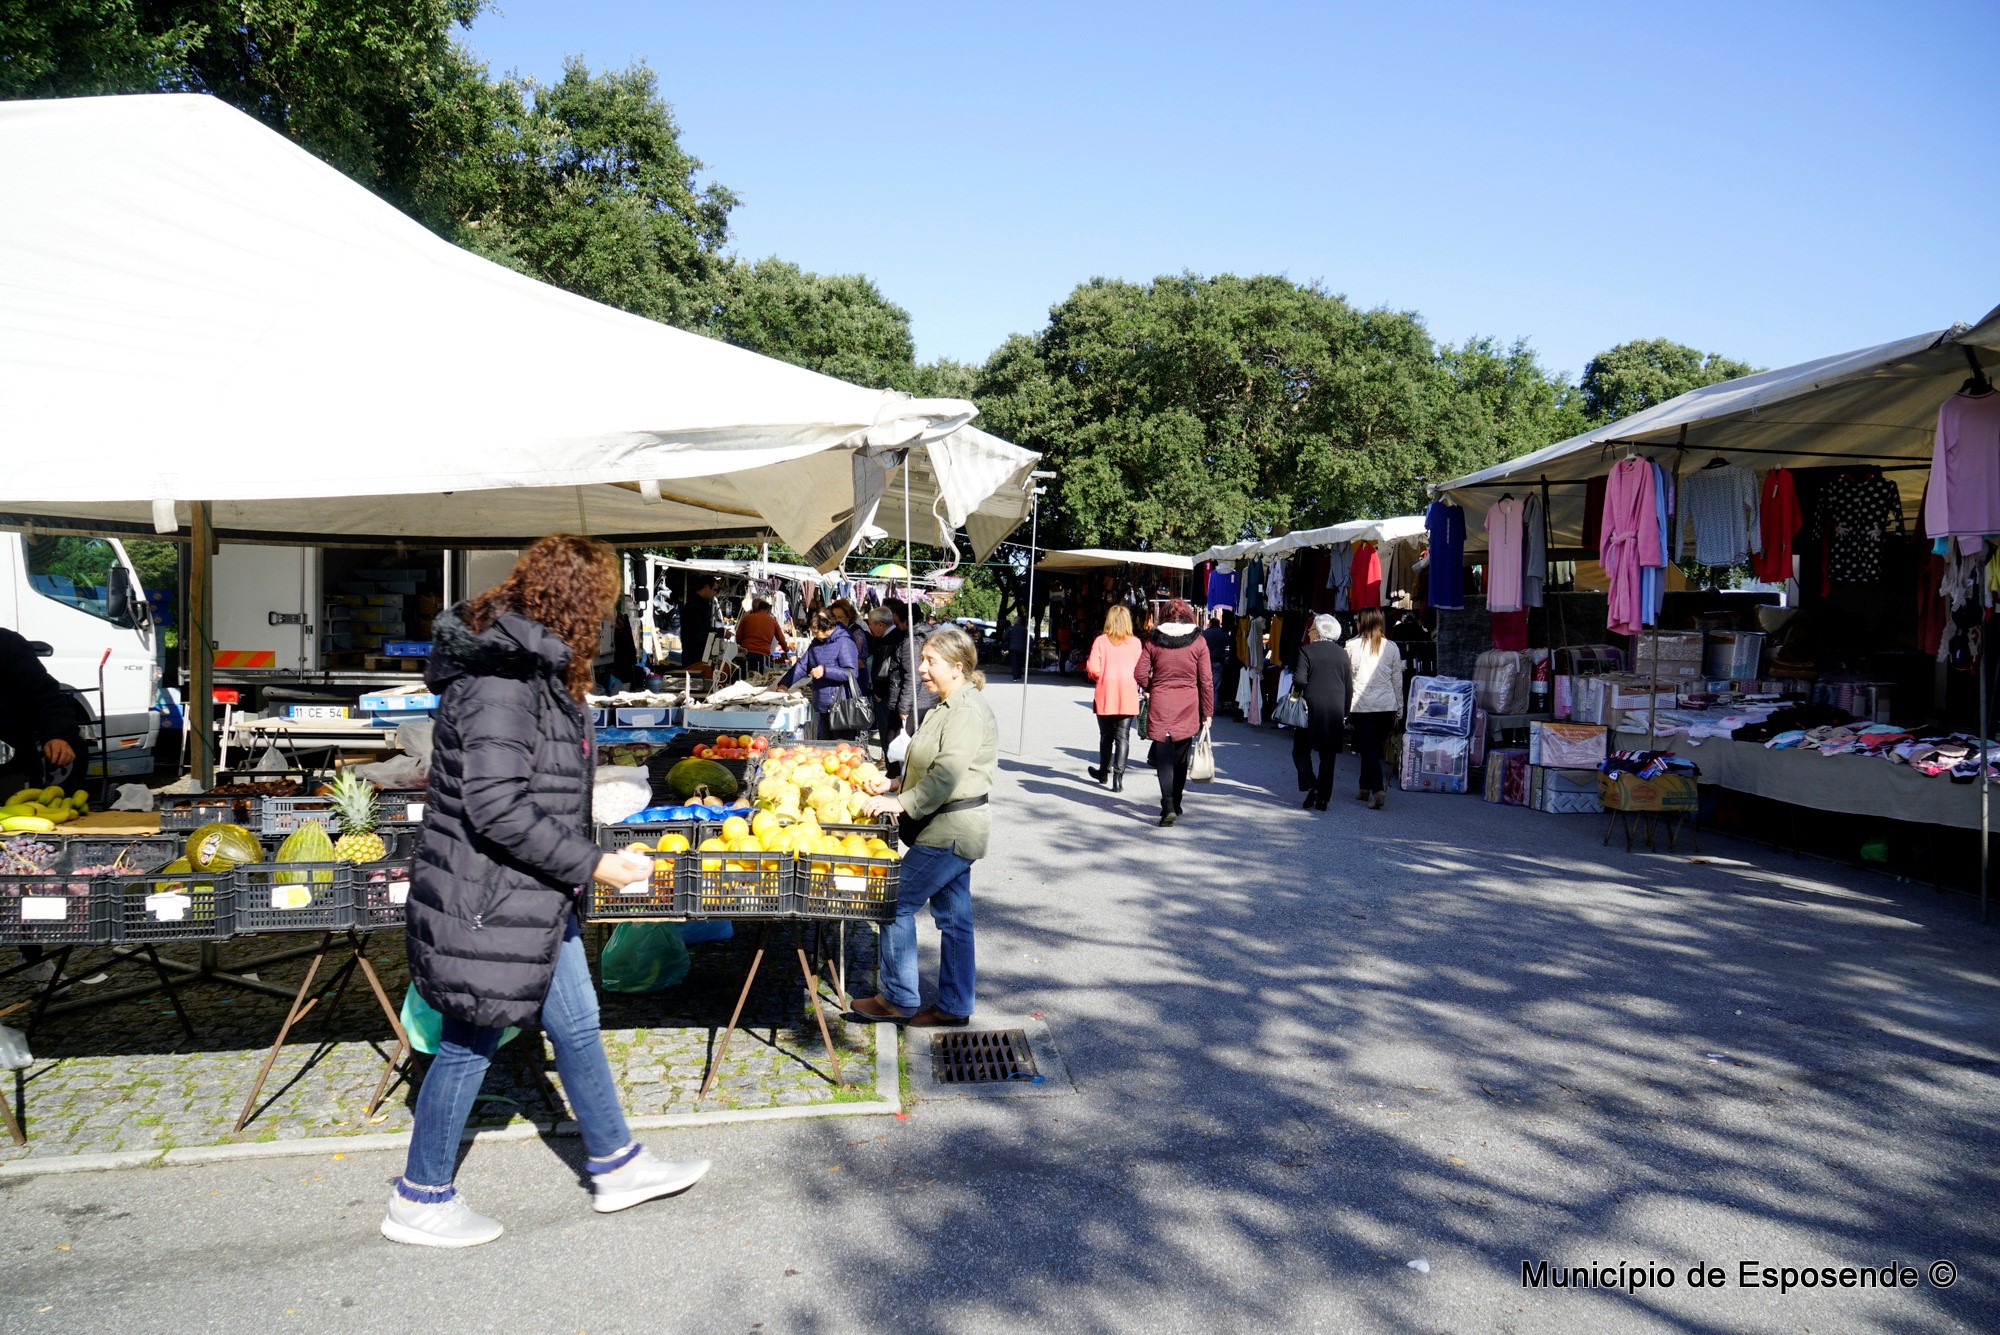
[1370,790,1385,809]
[847,995,913,1025]
[907,1006,970,1028]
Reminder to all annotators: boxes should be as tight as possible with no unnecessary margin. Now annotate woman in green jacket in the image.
[848,624,998,1027]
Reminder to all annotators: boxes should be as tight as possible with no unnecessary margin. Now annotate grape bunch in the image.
[0,836,61,876]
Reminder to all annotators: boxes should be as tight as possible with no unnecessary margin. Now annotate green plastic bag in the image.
[600,921,691,993]
[399,985,522,1057]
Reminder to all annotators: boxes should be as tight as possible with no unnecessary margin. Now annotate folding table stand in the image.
[696,921,845,1103]
[234,928,411,1132]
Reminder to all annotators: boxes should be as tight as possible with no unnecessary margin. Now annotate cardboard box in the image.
[1528,721,1607,768]
[1635,631,1704,662]
[1530,766,1601,814]
[358,692,438,713]
[1483,748,1531,805]
[367,709,436,729]
[1598,772,1698,812]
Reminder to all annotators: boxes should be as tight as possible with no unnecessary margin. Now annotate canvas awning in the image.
[1195,516,1425,565]
[1036,548,1194,573]
[0,94,1036,566]
[1436,308,2000,551]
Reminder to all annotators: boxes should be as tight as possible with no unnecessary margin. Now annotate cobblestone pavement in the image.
[0,919,880,1161]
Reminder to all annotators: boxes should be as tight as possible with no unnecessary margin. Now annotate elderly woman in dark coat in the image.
[1291,613,1353,811]
[1132,598,1215,827]
[388,535,709,1250]
[782,610,863,740]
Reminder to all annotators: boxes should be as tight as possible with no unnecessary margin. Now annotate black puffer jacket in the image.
[408,607,601,1029]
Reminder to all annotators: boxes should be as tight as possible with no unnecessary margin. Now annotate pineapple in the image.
[327,769,387,863]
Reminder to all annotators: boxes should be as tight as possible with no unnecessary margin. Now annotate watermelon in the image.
[664,758,739,803]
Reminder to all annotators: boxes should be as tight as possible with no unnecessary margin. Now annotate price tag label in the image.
[145,891,191,922]
[388,881,410,905]
[833,875,867,896]
[404,803,425,822]
[270,885,313,910]
[21,896,67,922]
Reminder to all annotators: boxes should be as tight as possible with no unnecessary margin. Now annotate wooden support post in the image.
[188,502,216,787]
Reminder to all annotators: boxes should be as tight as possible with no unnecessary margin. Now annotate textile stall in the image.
[1437,305,2000,903]
[1031,550,1193,671]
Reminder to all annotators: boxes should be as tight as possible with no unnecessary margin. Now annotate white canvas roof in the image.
[1437,310,2000,551]
[0,95,1036,565]
[1194,515,1425,565]
[1036,548,1194,573]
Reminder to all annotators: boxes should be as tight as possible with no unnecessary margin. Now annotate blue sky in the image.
[464,0,1997,382]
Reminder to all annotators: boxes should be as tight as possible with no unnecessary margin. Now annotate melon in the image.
[665,758,739,803]
[185,822,264,873]
[274,820,337,885]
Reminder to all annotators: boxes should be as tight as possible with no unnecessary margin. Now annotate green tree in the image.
[708,258,914,387]
[1579,338,1758,424]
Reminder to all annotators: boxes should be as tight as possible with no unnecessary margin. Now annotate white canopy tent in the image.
[0,94,1037,562]
[1194,515,1426,565]
[1035,548,1194,573]
[1437,309,2000,551]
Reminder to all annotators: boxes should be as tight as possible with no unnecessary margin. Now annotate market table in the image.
[1613,730,1991,831]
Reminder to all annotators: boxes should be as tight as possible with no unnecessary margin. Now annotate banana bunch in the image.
[0,786,91,832]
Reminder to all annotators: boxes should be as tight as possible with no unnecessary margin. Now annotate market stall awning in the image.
[1264,514,1427,554]
[0,94,1035,567]
[1436,312,2000,551]
[1036,548,1194,573]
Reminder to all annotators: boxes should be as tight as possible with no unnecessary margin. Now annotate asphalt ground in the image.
[3,677,1997,1334]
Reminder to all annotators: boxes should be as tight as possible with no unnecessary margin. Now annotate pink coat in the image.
[1086,633,1143,716]
[1600,457,1661,637]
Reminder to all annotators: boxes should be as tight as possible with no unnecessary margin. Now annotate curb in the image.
[0,1029,901,1180]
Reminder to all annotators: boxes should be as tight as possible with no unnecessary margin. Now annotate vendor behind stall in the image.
[0,626,83,789]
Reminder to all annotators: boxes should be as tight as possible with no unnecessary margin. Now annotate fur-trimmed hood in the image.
[1150,623,1200,649]
[425,604,572,690]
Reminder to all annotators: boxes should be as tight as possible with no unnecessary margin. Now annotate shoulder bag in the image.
[1189,722,1216,783]
[827,674,876,734]
[898,793,989,847]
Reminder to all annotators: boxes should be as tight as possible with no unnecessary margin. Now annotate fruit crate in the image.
[675,853,793,919]
[231,863,354,934]
[62,835,184,878]
[158,793,258,831]
[259,795,344,836]
[354,829,421,931]
[0,840,110,946]
[661,730,775,757]
[588,825,702,919]
[376,787,430,826]
[792,851,900,922]
[104,868,233,943]
[820,816,899,845]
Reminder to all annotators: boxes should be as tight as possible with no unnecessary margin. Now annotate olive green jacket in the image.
[900,685,999,859]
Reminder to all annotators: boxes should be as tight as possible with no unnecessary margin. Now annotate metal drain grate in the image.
[930,1029,1043,1084]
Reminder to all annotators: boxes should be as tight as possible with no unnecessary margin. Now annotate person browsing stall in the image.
[1085,605,1142,791]
[847,625,997,1027]
[1291,614,1352,812]
[781,611,862,740]
[1345,608,1404,809]
[387,535,709,1250]
[734,599,787,674]
[1132,599,1214,827]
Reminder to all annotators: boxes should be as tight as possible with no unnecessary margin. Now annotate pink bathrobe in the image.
[1600,457,1661,637]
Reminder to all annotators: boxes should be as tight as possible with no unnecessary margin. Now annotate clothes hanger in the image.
[1960,346,1995,396]
[1702,454,1729,470]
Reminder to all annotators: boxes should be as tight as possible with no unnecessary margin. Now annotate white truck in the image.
[0,532,161,776]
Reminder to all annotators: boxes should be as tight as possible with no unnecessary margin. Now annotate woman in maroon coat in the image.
[1132,598,1214,827]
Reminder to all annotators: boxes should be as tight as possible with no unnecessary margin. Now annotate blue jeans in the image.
[403,914,630,1189]
[878,843,975,1016]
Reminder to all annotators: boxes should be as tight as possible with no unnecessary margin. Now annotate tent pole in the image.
[189,502,216,787]
[1017,490,1039,756]
[1982,618,1990,923]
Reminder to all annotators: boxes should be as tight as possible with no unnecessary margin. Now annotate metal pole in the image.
[1017,491,1039,755]
[189,502,216,787]
[1982,626,1990,922]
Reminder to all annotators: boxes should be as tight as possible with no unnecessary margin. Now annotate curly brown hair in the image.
[464,534,618,700]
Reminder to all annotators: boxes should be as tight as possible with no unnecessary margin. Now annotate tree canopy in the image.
[1580,338,1761,423]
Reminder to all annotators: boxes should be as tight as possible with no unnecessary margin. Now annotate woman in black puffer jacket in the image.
[385,535,709,1251]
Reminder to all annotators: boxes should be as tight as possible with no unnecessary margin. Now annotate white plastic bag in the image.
[592,766,653,825]
[887,730,911,764]
[252,745,287,772]
[395,719,436,764]
[0,1024,31,1071]
[352,754,426,789]
[110,783,156,812]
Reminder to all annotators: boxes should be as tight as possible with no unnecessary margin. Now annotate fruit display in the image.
[0,786,90,831]
[752,743,891,826]
[689,734,767,762]
[185,822,265,873]
[0,836,62,875]
[326,769,387,863]
[665,757,741,804]
[211,779,301,797]
[600,742,658,767]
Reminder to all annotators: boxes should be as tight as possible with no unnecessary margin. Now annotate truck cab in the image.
[0,533,161,777]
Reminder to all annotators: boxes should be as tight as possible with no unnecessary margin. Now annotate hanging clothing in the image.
[1349,544,1382,609]
[1265,557,1288,607]
[1485,498,1525,613]
[1925,390,2000,552]
[1207,567,1240,610]
[1521,492,1545,609]
[1600,457,1662,638]
[1380,540,1416,610]
[1814,469,1905,584]
[1328,542,1353,611]
[1753,468,1802,584]
[1640,461,1672,626]
[1583,474,1609,554]
[1424,501,1466,610]
[1676,463,1763,567]
[1491,609,1530,652]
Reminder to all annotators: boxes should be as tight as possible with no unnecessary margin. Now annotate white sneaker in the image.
[380,1190,505,1248]
[591,1150,711,1214]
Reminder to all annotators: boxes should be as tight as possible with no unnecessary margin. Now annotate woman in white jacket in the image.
[1343,608,1404,809]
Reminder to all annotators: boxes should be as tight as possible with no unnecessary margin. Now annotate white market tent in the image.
[1035,548,1194,573]
[1437,309,2000,551]
[1194,515,1425,565]
[0,94,1038,563]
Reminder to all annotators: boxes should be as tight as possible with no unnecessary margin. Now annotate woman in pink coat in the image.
[1085,605,1143,791]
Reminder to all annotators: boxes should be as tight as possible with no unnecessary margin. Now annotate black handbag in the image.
[826,676,876,733]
